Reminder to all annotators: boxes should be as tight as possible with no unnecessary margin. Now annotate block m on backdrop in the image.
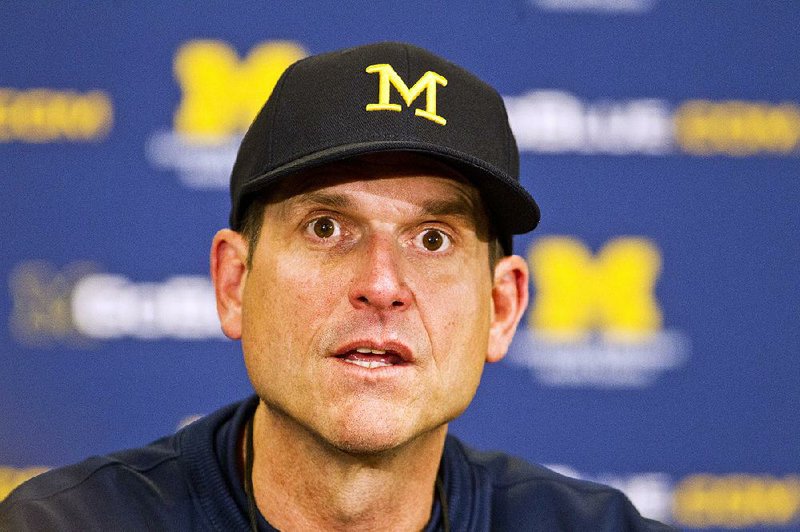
[507,236,689,388]
[146,40,307,188]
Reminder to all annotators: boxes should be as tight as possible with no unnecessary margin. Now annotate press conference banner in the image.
[1,2,798,529]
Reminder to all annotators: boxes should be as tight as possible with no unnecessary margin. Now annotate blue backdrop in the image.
[2,2,799,529]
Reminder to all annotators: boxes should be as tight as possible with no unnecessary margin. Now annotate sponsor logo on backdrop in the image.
[507,236,689,387]
[673,474,800,528]
[9,261,97,347]
[0,466,49,501]
[0,88,113,143]
[146,40,307,188]
[531,0,658,13]
[549,467,800,528]
[505,90,800,156]
[9,261,223,345]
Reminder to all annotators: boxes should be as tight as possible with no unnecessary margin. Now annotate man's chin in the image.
[322,424,411,457]
[257,396,447,457]
[320,418,449,458]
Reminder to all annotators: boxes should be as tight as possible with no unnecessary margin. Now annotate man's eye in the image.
[416,229,451,252]
[309,217,340,239]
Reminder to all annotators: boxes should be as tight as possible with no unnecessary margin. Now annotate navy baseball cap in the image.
[229,41,540,253]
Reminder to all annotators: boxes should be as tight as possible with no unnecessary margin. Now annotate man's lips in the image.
[332,341,414,369]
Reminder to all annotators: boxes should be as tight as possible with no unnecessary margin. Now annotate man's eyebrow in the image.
[289,191,355,211]
[420,194,491,239]
[419,197,481,222]
[283,188,485,227]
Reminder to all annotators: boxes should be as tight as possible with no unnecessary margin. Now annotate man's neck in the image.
[242,401,448,531]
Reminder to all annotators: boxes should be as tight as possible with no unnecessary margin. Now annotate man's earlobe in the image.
[487,255,530,363]
[210,229,249,340]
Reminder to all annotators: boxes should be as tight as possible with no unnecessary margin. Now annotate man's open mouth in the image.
[334,345,411,368]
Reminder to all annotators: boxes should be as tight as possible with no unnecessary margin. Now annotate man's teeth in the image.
[344,359,392,369]
[355,347,387,355]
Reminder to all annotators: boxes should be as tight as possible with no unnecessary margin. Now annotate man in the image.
[0,42,671,531]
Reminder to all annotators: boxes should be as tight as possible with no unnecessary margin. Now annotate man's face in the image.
[239,155,500,454]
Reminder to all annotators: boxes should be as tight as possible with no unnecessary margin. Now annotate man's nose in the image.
[348,234,413,311]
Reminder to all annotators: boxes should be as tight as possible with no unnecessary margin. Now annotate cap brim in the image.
[234,140,540,241]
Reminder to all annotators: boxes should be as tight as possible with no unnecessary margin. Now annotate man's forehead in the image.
[265,152,486,213]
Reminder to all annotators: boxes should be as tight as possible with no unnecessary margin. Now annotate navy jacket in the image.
[0,397,673,531]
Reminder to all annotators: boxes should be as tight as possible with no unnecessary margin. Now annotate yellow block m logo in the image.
[528,237,663,340]
[173,40,306,138]
[365,64,448,125]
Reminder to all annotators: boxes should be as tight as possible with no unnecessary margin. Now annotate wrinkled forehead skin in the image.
[261,151,493,243]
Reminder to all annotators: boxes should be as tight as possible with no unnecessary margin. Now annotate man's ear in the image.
[487,254,530,363]
[210,229,249,340]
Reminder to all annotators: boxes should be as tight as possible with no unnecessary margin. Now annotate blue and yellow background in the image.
[1,2,799,529]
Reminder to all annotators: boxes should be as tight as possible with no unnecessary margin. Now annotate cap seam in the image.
[265,60,299,176]
[402,43,412,131]
[502,95,514,172]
